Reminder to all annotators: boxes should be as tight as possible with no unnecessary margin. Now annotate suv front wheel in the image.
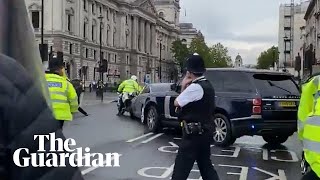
[212,113,236,147]
[262,135,289,145]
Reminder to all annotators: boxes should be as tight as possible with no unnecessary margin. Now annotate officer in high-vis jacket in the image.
[171,53,220,180]
[298,74,320,180]
[45,57,79,128]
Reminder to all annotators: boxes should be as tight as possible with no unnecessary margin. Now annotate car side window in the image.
[205,71,224,92]
[223,72,253,93]
[205,71,253,92]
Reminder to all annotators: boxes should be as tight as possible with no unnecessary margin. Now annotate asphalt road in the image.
[63,102,303,180]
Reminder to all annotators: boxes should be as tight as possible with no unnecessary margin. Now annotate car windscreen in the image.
[252,73,299,96]
[150,84,172,92]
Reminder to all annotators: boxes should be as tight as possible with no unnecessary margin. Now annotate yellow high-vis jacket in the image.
[118,79,141,93]
[45,73,79,121]
[298,75,320,177]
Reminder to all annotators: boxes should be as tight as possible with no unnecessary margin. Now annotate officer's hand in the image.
[181,76,192,90]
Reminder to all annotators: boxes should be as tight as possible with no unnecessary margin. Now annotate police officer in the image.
[45,56,79,128]
[171,53,220,180]
[117,75,141,115]
[298,74,320,180]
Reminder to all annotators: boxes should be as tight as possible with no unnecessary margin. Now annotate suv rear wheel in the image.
[262,135,289,145]
[212,113,236,147]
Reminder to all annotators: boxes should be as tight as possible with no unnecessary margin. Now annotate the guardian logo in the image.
[13,133,120,168]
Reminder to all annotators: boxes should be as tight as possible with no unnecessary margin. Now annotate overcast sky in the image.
[179,0,290,65]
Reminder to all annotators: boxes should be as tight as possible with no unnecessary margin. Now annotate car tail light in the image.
[252,98,262,114]
[253,98,261,106]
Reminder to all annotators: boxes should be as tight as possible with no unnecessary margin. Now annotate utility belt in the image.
[180,120,205,135]
[301,152,311,175]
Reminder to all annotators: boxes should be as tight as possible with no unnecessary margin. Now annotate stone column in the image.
[119,12,126,48]
[131,16,138,50]
[145,22,151,53]
[140,19,145,52]
[151,24,156,55]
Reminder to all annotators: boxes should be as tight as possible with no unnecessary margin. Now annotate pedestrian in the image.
[171,53,220,180]
[72,79,89,116]
[298,73,320,180]
[45,56,79,128]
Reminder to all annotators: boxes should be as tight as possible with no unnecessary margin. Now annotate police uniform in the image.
[45,57,79,128]
[117,75,140,115]
[298,75,320,180]
[171,54,220,180]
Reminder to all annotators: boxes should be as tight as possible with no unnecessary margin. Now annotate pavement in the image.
[64,103,303,180]
[80,91,118,106]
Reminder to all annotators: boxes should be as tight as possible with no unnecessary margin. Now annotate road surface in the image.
[64,102,303,180]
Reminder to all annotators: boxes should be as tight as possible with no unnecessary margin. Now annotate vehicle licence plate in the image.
[279,101,296,107]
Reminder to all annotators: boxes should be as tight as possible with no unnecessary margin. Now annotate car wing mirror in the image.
[170,84,177,91]
[171,83,181,93]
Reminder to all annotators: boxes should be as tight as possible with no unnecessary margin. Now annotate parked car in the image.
[133,68,300,147]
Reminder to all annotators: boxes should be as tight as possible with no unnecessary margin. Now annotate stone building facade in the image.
[179,23,201,47]
[25,0,181,85]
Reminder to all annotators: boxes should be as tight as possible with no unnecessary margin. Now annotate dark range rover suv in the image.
[138,68,300,147]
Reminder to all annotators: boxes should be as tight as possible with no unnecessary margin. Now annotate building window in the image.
[67,14,72,32]
[83,22,87,38]
[108,53,111,62]
[99,6,102,14]
[106,29,109,45]
[93,50,96,59]
[113,31,116,47]
[115,54,117,63]
[69,44,73,54]
[126,34,128,48]
[126,15,128,25]
[83,0,87,10]
[138,35,141,51]
[31,11,40,29]
[126,56,129,64]
[85,48,88,58]
[113,11,116,22]
[106,8,109,20]
[92,3,95,14]
[92,24,96,41]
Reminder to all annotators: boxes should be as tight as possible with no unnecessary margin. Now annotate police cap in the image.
[185,53,206,74]
[48,56,64,70]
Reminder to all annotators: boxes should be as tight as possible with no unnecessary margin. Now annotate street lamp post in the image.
[98,15,104,102]
[283,36,288,72]
[158,35,163,82]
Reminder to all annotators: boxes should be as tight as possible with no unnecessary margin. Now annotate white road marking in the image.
[173,137,181,140]
[81,154,122,175]
[126,132,154,143]
[141,133,164,144]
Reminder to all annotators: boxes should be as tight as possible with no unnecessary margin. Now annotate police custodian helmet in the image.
[48,56,64,70]
[185,53,206,74]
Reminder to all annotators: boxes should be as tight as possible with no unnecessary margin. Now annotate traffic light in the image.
[100,59,108,72]
[39,44,48,62]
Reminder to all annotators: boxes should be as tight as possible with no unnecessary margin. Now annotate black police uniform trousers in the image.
[77,93,88,116]
[301,169,320,180]
[171,130,220,180]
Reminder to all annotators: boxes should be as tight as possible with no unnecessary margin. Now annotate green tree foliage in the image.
[171,36,232,69]
[189,36,212,67]
[209,43,233,67]
[257,46,279,69]
[170,39,189,70]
